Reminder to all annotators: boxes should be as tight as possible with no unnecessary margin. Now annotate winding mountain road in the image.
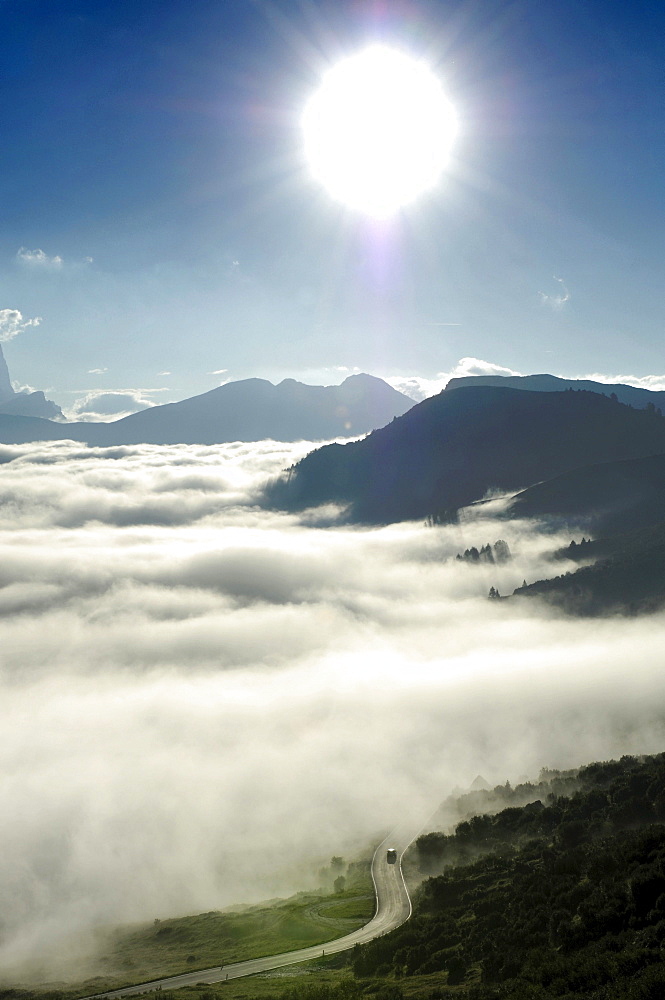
[90,825,417,999]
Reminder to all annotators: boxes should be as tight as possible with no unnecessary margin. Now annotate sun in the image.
[302,45,457,219]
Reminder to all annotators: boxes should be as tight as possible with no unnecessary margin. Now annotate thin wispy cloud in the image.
[16,247,94,270]
[16,247,63,269]
[87,368,108,375]
[539,275,570,310]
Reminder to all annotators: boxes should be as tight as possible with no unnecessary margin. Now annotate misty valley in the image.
[3,376,665,1000]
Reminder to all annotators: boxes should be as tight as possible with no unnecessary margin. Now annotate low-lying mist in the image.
[2,439,665,982]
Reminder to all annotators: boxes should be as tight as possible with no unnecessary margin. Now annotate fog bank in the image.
[1,440,664,981]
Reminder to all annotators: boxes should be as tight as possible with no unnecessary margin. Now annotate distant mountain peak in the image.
[0,372,414,446]
[445,372,665,412]
[342,372,382,383]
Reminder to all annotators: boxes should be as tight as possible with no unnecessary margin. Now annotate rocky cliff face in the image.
[0,390,63,419]
[0,344,63,418]
[0,346,13,401]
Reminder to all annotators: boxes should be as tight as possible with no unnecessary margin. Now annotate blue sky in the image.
[2,0,665,416]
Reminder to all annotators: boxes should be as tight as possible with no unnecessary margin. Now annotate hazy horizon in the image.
[8,343,665,423]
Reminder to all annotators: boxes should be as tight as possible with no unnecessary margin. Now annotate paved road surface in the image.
[88,824,418,999]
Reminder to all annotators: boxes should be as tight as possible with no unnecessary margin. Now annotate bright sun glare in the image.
[302,45,457,219]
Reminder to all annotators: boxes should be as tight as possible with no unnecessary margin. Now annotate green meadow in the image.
[18,859,375,998]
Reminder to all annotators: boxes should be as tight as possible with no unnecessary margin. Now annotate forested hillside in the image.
[352,753,665,998]
[506,452,665,538]
[266,388,665,524]
[513,521,665,615]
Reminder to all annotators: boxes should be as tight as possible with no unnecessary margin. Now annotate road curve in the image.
[88,826,417,999]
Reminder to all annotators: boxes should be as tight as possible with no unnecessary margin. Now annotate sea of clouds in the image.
[2,438,665,982]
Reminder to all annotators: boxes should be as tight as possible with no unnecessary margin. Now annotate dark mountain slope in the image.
[0,374,413,446]
[507,451,665,536]
[513,520,665,616]
[265,387,665,523]
[446,371,665,411]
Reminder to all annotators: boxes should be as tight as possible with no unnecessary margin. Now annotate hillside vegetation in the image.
[506,453,665,538]
[352,753,665,998]
[513,521,665,615]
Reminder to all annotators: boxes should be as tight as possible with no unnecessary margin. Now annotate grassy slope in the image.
[7,864,374,998]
